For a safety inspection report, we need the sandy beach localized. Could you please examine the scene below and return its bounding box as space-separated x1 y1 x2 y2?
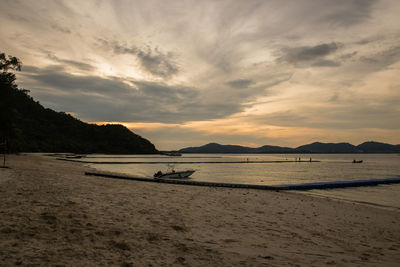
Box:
0 154 399 266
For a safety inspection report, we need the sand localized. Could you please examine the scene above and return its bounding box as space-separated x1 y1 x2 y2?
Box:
0 154 399 266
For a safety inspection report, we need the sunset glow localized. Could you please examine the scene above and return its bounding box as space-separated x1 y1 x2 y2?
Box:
2 0 400 149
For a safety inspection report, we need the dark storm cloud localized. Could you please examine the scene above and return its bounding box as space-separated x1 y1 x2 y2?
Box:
102 40 179 78
226 79 254 88
20 65 243 123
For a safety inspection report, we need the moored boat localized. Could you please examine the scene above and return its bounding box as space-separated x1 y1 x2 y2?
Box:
154 169 195 179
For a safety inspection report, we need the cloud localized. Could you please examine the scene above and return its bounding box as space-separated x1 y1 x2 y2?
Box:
312 59 341 67
50 23 71 34
103 40 179 78
339 44 400 79
246 97 400 130
19 65 247 123
226 79 254 88
22 65 131 96
20 62 292 124
47 55 94 71
318 0 377 27
6 13 30 23
362 45 400 70
3 0 400 149
280 42 339 64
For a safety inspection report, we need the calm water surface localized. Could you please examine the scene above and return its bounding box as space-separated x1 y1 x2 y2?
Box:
86 154 400 210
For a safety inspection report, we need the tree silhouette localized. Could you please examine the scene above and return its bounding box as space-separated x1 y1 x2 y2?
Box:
0 52 21 72
1 53 22 151
0 53 22 90
0 52 157 153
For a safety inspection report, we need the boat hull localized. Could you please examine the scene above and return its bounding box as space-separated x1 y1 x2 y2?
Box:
155 170 195 179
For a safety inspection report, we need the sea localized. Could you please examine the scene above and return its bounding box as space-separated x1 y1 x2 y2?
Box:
82 153 400 210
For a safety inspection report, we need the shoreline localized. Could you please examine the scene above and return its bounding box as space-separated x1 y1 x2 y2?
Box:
293 189 400 212
1 154 399 266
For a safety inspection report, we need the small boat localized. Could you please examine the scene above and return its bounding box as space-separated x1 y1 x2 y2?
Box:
352 160 363 163
154 169 195 179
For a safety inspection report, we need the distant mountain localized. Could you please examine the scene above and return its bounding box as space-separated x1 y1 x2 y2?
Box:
356 141 400 153
179 143 298 153
296 142 359 153
0 66 158 154
179 141 400 154
256 145 297 153
179 143 256 153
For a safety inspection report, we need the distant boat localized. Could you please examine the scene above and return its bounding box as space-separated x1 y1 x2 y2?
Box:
352 160 363 163
154 169 195 179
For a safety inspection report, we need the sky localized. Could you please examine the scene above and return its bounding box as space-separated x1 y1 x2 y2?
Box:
1 0 400 150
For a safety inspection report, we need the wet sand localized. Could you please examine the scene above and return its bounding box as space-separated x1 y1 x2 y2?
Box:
0 154 399 266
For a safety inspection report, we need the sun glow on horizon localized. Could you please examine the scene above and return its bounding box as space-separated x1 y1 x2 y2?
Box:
91 119 400 150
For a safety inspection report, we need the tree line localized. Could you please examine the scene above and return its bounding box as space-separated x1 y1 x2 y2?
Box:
0 52 158 154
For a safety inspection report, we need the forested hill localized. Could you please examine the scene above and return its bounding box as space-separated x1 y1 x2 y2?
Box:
0 58 157 154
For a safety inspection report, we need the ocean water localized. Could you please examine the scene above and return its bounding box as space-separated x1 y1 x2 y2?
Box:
84 153 400 210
